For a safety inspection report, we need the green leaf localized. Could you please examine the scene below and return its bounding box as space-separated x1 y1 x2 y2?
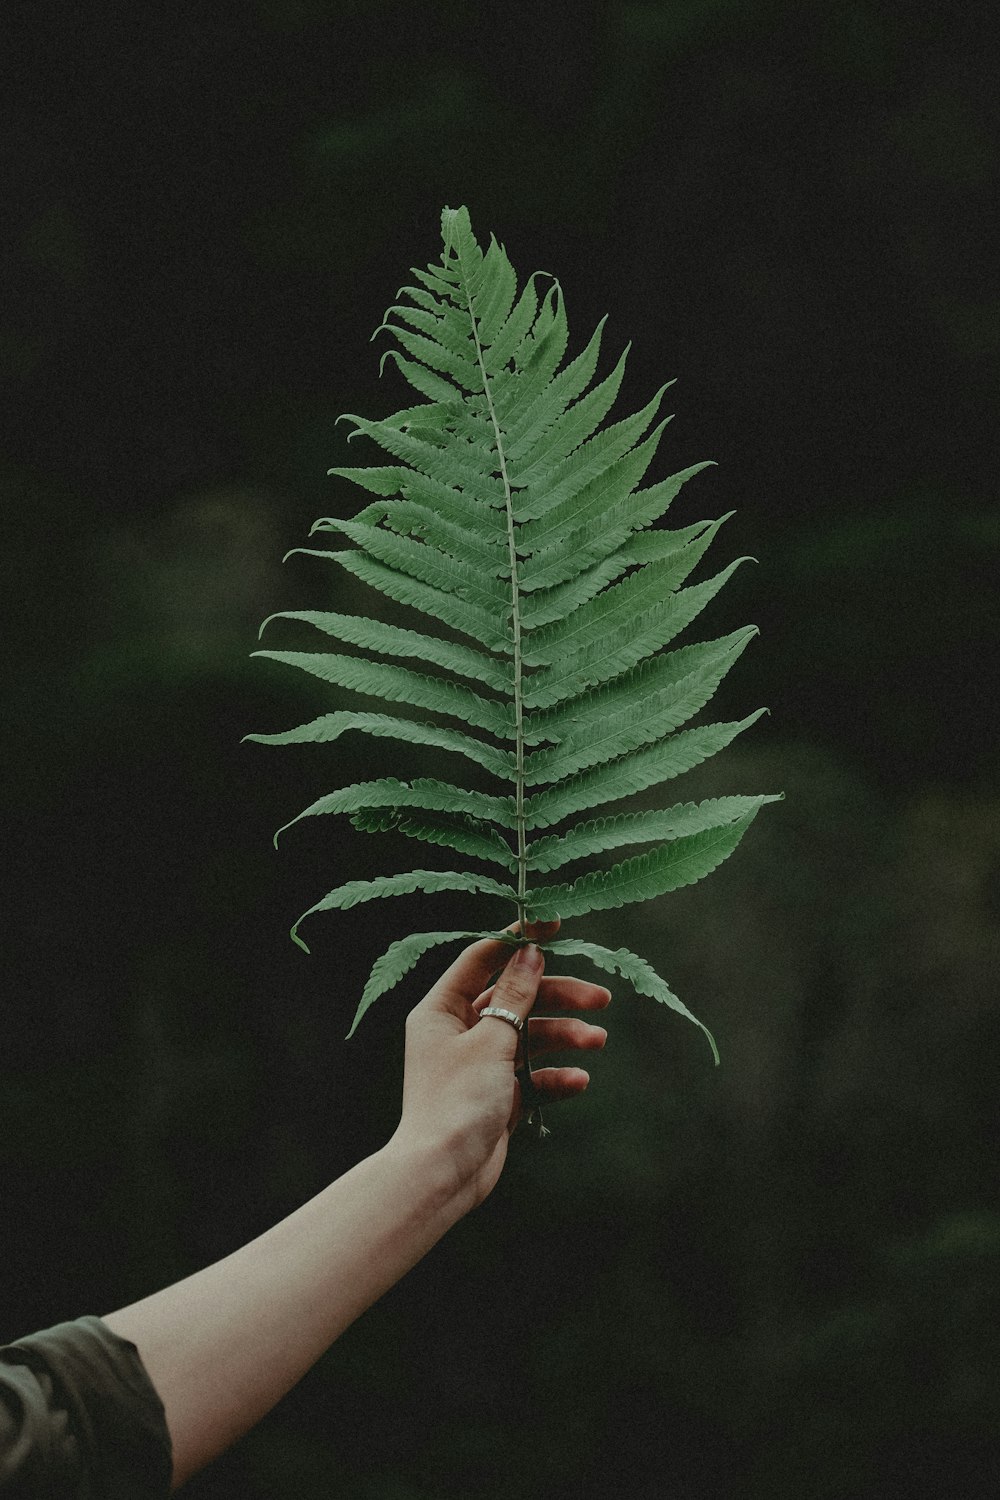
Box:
378 348 463 404
523 514 735 661
366 323 479 391
257 610 512 692
274 776 518 844
526 794 784 873
333 498 507 576
522 628 758 783
523 711 768 828
393 470 508 542
480 273 545 373
500 312 607 441
251 650 513 737
342 416 507 501
325 464 409 496
242 711 515 780
376 303 477 367
472 235 518 344
541 939 718 1064
283 550 511 651
249 205 782 1078
290 870 516 951
526 628 755 746
347 927 519 1038
350 807 516 871
506 343 633 490
521 558 753 702
517 468 717 592
524 808 762 918
301 517 508 613
515 393 671 532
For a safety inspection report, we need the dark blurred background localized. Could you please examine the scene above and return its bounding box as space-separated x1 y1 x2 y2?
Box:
2 2 998 1496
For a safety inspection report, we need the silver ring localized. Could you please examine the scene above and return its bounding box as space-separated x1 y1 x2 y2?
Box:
479 1006 524 1032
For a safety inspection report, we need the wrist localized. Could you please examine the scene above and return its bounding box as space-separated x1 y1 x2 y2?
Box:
377 1133 473 1231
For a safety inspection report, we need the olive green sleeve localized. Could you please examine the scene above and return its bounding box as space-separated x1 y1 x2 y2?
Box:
0 1315 172 1497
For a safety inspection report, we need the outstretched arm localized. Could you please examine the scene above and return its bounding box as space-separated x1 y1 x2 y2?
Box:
102 920 609 1490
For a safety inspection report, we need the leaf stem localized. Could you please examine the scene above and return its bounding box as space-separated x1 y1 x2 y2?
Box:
458 251 546 1137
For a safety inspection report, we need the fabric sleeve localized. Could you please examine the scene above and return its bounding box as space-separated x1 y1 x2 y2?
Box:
0 1314 172 1498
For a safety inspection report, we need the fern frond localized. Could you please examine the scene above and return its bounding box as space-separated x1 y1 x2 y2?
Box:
525 793 785 873
517 469 717 592
472 235 519 343
322 464 408 496
526 628 754 743
290 869 516 952
377 347 462 404
250 204 782 1070
327 464 505 543
257 611 512 692
347 927 520 1038
338 417 508 503
525 807 761 920
481 272 544 373
283 549 510 651
521 558 752 703
523 513 735 662
542 939 719 1064
296 518 508 614
251 650 512 737
366 322 478 391
500 311 606 442
498 282 569 418
523 711 768 829
274 776 518 844
516 405 672 534
506 344 633 491
349 807 516 871
242 711 515 781
321 499 506 576
520 514 733 652
376 303 477 366
523 628 758 780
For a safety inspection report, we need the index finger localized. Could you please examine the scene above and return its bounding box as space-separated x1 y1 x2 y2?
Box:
426 918 561 1022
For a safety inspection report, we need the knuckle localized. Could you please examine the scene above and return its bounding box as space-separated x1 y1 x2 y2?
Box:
499 970 535 1007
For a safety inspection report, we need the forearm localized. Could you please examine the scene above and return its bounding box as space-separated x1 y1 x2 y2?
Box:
102 1141 465 1490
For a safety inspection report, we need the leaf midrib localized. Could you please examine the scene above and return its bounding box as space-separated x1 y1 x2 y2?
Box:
453 236 529 921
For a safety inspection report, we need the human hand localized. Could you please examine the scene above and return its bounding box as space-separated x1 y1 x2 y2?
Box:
386 919 610 1214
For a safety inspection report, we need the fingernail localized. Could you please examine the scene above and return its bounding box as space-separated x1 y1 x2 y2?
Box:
511 942 543 974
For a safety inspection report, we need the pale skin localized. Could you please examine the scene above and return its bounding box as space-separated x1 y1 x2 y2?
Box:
102 918 609 1490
